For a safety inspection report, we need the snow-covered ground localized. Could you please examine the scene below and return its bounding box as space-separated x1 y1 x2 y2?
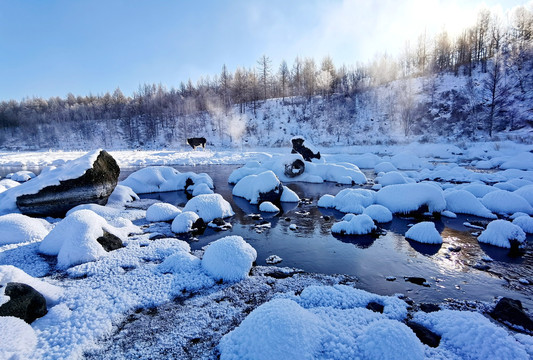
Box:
1 141 533 359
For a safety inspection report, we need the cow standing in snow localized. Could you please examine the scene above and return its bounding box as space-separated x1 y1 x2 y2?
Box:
187 137 206 150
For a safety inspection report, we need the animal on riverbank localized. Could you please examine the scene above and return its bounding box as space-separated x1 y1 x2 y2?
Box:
187 137 207 150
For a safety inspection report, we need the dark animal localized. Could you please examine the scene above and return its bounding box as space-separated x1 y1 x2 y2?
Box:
291 137 320 162
187 137 206 150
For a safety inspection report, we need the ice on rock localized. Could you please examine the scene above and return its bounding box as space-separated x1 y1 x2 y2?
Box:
146 203 182 222
0 213 50 245
120 166 213 194
444 190 497 218
171 211 200 233
201 236 257 282
183 193 234 222
405 222 443 244
478 219 526 248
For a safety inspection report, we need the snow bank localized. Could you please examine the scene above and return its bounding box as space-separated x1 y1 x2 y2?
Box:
146 203 182 222
0 316 37 359
232 171 282 205
331 214 376 235
478 220 526 248
0 213 50 245
405 222 442 244
120 166 213 194
259 201 279 213
201 236 257 282
0 265 63 305
513 215 533 233
481 190 533 215
171 211 200 233
389 151 429 170
500 152 533 170
444 190 496 218
363 204 393 223
0 149 102 214
182 193 234 222
66 203 145 223
376 183 446 214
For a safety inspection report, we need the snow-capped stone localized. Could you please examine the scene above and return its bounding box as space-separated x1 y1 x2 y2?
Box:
461 183 498 198
375 161 398 173
375 171 410 186
192 183 214 196
0 213 50 245
405 222 442 244
363 204 393 223
259 201 279 213
444 190 496 219
7 171 36 182
0 316 38 359
478 220 526 248
280 186 300 202
512 216 533 234
514 185 533 207
233 170 283 205
171 211 201 234
183 193 234 222
322 188 375 214
0 265 63 305
481 190 533 215
146 203 182 222
201 236 257 282
0 179 21 193
106 184 139 206
121 166 213 194
317 194 335 208
265 255 283 264
390 152 429 170
376 183 446 214
331 214 376 235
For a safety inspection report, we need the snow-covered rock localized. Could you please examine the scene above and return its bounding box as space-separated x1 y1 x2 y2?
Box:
319 188 375 214
363 204 393 223
182 194 234 222
0 265 63 305
201 236 257 282
331 214 376 235
375 171 410 186
7 170 36 182
259 201 279 213
405 222 442 244
512 216 533 234
280 186 300 202
0 213 50 245
120 166 213 194
192 183 214 196
317 194 335 208
444 190 496 219
481 190 533 215
0 316 38 359
171 211 200 234
374 161 398 173
478 220 526 248
107 184 139 206
232 170 283 205
0 178 21 193
390 151 429 170
376 183 446 214
461 183 498 198
514 185 533 207
146 203 182 222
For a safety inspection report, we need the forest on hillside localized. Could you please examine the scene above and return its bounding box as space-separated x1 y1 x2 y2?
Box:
0 6 532 149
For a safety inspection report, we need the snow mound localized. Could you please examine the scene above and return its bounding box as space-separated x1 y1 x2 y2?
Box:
481 190 533 215
376 183 446 214
7 170 36 182
363 204 393 223
374 161 398 173
513 215 533 233
350 153 380 168
319 188 375 214
515 185 533 207
500 152 533 170
39 209 131 269
0 213 50 245
444 190 496 218
413 310 530 359
375 171 410 186
478 220 526 248
280 186 300 202
107 184 139 206
405 222 442 244
232 170 282 205
357 319 424 360
390 151 429 170
0 265 63 305
0 316 37 359
171 211 200 233
331 214 376 235
201 236 257 282
259 201 279 213
120 166 213 194
66 203 145 223
192 183 214 196
182 193 234 222
317 194 335 208
0 178 20 193
146 203 182 222
461 183 498 198
219 298 322 360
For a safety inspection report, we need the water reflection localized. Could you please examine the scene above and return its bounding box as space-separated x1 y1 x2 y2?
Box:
332 233 377 249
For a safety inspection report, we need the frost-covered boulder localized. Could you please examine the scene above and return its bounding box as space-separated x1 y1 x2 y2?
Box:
183 193 234 222
363 204 393 223
0 150 119 217
376 183 446 214
259 201 279 213
0 213 50 245
478 220 526 248
39 209 131 269
331 214 376 235
171 211 201 234
0 316 37 359
513 215 533 234
405 222 442 244
444 190 496 219
201 236 257 282
232 171 283 205
219 298 322 360
481 190 533 215
0 265 63 306
120 166 213 194
146 203 182 222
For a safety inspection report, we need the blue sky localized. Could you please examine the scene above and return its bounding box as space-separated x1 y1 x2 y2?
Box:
0 0 530 101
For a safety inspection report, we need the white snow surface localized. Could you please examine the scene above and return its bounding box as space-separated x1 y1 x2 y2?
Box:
259 201 279 213
318 188 375 214
232 170 282 205
0 265 63 305
182 193 234 222
444 190 497 218
405 222 443 244
513 215 533 233
107 184 139 206
146 203 182 222
481 190 533 215
0 213 51 245
280 185 300 202
331 214 376 235
192 182 214 196
171 211 200 233
515 184 533 207
201 236 257 282
363 204 393 223
0 178 20 193
376 183 446 214
7 170 36 182
478 219 527 248
0 316 38 359
120 166 213 194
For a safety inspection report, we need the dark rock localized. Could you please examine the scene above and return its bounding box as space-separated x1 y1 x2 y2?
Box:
284 159 305 178
264 270 303 279
97 230 124 252
406 321 441 348
366 301 384 313
322 215 331 221
192 218 206 235
16 150 119 217
0 282 47 323
209 218 232 231
211 217 226 227
491 297 533 333
405 277 430 287
448 246 462 252
284 217 291 221
258 182 284 204
291 137 321 162
420 303 440 313
473 263 490 271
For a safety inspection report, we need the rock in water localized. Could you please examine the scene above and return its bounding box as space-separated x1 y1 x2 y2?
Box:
16 150 119 217
491 297 533 333
0 282 47 323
